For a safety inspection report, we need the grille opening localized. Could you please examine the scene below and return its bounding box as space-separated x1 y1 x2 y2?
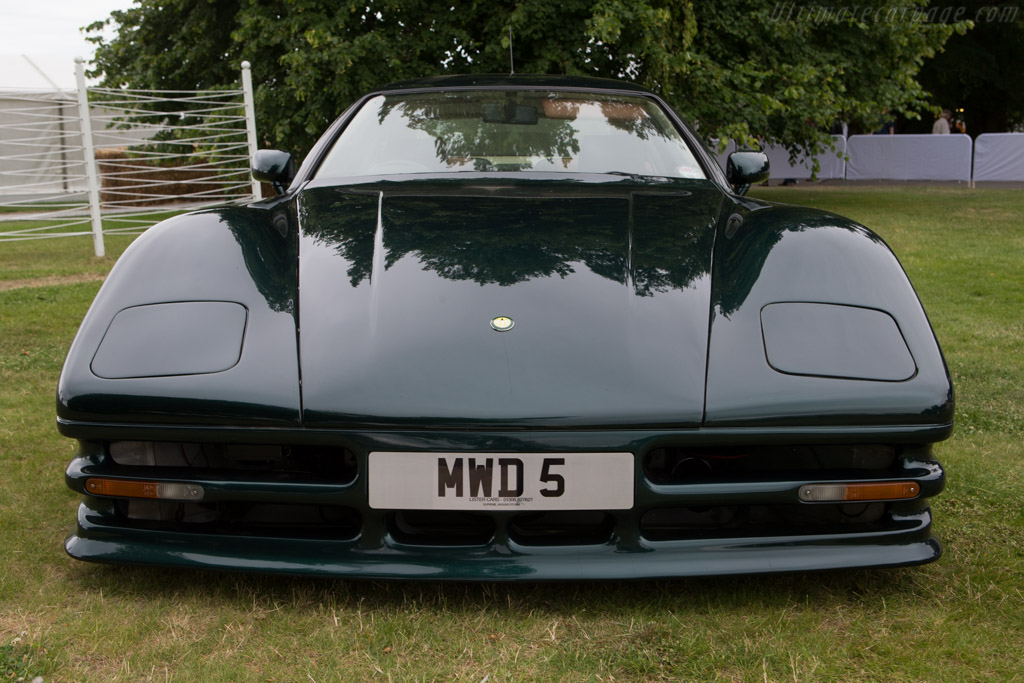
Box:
388 511 495 546
640 502 889 541
108 441 357 484
114 500 361 540
508 511 615 546
643 445 898 485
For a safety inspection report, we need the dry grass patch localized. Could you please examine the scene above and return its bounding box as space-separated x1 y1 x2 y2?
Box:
0 274 106 292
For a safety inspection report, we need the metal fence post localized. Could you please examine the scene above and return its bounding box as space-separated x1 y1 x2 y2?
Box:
241 61 262 201
75 58 105 257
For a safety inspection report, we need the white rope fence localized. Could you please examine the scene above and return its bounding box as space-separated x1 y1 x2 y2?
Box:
0 61 259 256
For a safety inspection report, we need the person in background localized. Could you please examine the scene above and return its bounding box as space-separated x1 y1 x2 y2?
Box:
952 108 967 134
874 107 895 135
932 109 952 134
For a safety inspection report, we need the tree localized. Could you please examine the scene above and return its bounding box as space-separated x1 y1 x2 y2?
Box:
87 0 966 161
901 1 1024 135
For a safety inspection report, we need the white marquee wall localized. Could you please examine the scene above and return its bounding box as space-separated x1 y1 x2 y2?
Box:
762 135 847 181
846 134 973 182
972 133 1024 182
717 132 1024 184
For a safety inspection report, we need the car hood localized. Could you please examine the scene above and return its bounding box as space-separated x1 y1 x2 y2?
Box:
296 178 725 428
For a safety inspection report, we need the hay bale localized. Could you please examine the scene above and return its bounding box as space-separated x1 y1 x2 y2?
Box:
96 148 244 206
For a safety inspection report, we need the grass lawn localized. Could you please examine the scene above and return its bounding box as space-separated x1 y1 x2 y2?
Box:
0 210 180 284
1 185 1021 681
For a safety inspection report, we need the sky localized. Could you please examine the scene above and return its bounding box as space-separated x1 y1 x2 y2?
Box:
0 0 136 89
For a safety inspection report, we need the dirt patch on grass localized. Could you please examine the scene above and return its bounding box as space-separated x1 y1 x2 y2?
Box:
0 273 106 292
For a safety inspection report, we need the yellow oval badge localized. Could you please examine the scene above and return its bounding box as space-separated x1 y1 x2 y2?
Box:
490 316 515 332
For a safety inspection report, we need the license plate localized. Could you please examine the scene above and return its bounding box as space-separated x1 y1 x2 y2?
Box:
368 452 634 511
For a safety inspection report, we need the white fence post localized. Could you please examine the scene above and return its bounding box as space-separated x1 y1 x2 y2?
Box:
75 58 105 257
241 61 262 200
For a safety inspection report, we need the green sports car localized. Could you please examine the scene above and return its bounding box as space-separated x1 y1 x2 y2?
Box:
59 75 952 579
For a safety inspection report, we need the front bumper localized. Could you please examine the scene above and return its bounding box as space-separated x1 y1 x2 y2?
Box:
62 422 947 580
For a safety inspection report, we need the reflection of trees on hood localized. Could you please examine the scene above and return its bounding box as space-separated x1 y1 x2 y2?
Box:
712 207 884 317
300 191 378 288
219 206 297 314
630 190 720 296
299 182 722 297
381 197 616 287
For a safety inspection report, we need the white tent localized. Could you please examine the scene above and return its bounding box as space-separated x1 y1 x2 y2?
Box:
0 88 88 198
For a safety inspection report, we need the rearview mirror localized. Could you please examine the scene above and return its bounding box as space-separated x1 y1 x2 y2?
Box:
251 149 295 193
482 102 539 125
726 151 770 195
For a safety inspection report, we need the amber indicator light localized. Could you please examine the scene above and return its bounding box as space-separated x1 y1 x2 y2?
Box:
799 481 920 503
85 478 204 501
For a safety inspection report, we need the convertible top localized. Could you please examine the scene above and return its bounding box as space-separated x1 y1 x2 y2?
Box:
375 73 656 94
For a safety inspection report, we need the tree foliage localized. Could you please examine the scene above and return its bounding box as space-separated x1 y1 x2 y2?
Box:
909 1 1024 135
88 0 965 161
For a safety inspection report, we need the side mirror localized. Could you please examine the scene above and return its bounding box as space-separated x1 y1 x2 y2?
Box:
251 149 295 194
726 151 770 195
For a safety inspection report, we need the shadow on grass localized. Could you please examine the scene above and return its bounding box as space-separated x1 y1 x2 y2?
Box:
69 559 939 617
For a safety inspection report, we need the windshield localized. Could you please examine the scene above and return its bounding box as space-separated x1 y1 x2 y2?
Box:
315 89 706 180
